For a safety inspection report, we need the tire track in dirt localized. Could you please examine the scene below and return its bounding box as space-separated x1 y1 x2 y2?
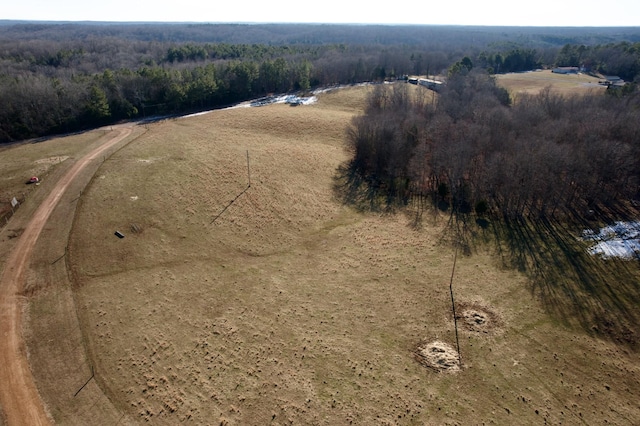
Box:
0 127 132 426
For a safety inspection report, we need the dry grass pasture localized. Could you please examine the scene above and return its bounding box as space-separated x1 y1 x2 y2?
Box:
495 69 607 98
0 132 108 229
1 84 638 425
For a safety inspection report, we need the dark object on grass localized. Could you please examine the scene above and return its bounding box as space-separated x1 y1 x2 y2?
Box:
114 231 125 238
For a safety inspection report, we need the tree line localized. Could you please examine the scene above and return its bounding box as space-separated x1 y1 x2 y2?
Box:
0 30 461 142
347 72 639 221
4 22 636 47
1 22 639 143
0 45 423 142
554 42 640 81
473 41 640 79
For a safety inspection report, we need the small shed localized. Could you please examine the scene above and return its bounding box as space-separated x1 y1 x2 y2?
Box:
418 78 444 92
604 76 622 83
552 67 579 74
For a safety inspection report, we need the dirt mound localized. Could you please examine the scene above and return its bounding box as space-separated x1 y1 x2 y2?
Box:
456 302 501 334
414 340 460 372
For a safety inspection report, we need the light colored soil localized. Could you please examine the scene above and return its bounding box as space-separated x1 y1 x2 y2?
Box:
34 156 69 165
415 341 461 372
456 301 502 335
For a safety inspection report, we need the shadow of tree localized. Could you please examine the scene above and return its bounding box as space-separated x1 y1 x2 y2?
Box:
488 216 639 349
332 162 404 213
333 161 640 350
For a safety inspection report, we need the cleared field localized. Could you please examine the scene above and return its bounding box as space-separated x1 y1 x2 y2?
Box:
4 85 639 424
495 69 607 97
0 127 145 425
0 132 109 228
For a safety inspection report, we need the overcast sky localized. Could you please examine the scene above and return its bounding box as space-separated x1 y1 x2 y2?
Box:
4 0 640 27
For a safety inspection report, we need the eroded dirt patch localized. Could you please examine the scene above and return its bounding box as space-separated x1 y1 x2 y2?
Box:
593 313 638 347
6 228 24 240
456 302 502 334
414 340 460 372
31 155 71 178
35 156 69 165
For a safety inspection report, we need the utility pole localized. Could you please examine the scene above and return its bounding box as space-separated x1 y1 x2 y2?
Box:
449 240 462 367
246 150 251 187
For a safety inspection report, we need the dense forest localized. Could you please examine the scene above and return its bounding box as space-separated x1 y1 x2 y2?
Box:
1 22 639 142
347 71 640 221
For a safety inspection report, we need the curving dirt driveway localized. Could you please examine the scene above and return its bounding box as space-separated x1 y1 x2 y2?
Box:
0 127 133 425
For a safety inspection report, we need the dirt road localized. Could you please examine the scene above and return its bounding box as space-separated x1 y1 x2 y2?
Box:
0 127 133 425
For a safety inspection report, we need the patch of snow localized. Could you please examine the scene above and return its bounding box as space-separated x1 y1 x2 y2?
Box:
291 95 318 105
312 82 373 95
227 102 252 109
182 110 213 118
177 83 379 116
249 94 317 107
581 221 640 259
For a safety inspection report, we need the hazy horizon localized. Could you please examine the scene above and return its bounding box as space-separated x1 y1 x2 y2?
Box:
2 20 640 28
4 0 640 27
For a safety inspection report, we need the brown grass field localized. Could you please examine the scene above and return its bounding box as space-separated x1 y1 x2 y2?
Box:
495 69 607 98
1 82 639 425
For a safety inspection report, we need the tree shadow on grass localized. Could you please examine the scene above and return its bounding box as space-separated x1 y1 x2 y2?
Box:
333 162 640 349
489 216 640 350
332 162 406 214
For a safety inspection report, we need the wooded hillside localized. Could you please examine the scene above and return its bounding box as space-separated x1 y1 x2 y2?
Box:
347 71 640 221
1 22 639 142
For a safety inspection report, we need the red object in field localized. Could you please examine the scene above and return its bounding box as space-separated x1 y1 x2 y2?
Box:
29 176 39 183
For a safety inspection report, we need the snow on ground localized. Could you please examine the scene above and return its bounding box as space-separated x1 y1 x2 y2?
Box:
581 221 640 259
248 94 317 107
181 110 213 118
182 82 379 115
179 94 317 116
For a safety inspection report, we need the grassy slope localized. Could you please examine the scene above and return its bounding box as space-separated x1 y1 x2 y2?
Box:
0 82 632 424
63 86 640 425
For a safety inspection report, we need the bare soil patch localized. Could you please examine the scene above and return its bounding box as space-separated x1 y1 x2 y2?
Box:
34 156 69 165
414 340 461 372
456 301 502 334
5 228 24 240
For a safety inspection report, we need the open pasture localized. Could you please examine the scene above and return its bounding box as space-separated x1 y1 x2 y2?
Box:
0 131 111 231
4 85 639 424
495 69 607 97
